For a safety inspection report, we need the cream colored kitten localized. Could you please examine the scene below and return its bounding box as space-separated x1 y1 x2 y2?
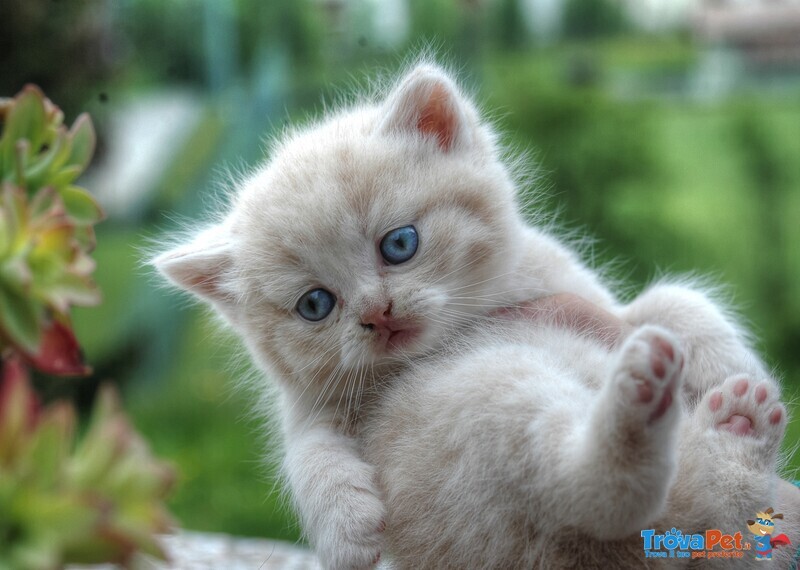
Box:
155 64 794 568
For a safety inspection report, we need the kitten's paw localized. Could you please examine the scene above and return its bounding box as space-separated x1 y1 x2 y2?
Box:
314 483 386 570
613 325 685 428
696 375 786 463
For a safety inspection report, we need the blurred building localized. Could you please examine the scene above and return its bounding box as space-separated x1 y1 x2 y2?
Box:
620 0 699 31
693 0 800 66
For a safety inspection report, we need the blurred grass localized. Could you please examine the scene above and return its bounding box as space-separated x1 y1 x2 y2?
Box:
126 309 299 540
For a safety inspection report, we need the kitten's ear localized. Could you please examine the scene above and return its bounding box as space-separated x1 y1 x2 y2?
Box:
153 226 236 307
747 520 755 526
773 513 784 520
378 65 473 152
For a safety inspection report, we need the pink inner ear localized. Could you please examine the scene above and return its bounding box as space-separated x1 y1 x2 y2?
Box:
184 271 224 299
417 84 456 151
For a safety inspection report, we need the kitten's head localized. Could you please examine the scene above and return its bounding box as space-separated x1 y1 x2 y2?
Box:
155 65 526 385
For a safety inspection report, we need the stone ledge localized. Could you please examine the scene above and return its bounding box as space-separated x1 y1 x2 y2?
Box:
68 531 321 570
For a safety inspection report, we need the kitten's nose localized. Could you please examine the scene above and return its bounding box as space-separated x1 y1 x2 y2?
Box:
360 302 393 331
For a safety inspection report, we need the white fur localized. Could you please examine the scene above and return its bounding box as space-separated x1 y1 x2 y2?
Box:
154 63 794 569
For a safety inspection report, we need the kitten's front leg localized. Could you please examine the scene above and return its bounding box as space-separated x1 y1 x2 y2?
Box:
282 402 385 570
544 325 686 539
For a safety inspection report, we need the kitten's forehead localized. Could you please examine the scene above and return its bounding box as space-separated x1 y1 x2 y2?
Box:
237 117 439 244
228 108 510 301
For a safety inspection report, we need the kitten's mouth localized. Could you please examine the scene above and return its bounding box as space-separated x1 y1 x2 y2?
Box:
386 327 421 349
372 321 422 352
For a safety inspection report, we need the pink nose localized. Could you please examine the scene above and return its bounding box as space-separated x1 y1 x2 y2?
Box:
361 302 393 330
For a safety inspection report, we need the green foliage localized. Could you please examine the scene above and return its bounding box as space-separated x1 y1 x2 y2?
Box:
485 61 656 240
731 107 797 366
491 0 528 51
562 0 628 39
0 86 103 374
121 0 324 87
0 359 175 570
0 85 176 569
407 0 462 46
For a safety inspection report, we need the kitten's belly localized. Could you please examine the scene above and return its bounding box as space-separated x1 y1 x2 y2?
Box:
362 324 616 568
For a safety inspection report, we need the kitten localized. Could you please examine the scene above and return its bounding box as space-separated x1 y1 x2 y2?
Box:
154 64 793 568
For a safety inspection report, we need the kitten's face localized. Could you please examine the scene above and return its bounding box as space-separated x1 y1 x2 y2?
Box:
157 65 525 384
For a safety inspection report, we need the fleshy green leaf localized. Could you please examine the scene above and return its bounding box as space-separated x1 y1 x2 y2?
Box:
23 133 69 193
0 357 38 466
65 114 95 172
60 186 104 226
2 185 27 251
13 140 29 186
1 87 46 181
48 166 82 188
40 272 101 313
28 187 58 219
20 403 74 488
0 286 42 352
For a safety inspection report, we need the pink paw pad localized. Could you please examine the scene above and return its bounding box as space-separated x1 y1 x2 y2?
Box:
703 377 785 441
649 388 673 423
616 326 685 431
708 392 723 412
719 414 754 436
733 378 749 396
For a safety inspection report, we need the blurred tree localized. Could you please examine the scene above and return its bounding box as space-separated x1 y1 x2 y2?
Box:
406 0 462 51
493 81 655 239
484 57 661 289
732 108 797 368
492 0 529 51
562 0 628 40
120 0 323 89
120 0 207 85
238 0 323 70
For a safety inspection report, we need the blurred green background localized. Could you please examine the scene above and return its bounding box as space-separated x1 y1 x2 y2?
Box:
4 0 799 542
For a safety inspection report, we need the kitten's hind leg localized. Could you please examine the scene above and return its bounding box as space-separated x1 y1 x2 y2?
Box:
667 375 787 535
563 325 685 539
696 375 786 470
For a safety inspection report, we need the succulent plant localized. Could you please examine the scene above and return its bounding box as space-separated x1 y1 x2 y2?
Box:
0 86 176 568
0 357 176 569
0 84 103 375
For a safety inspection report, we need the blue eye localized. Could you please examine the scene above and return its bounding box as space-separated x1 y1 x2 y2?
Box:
380 225 418 265
296 288 336 322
